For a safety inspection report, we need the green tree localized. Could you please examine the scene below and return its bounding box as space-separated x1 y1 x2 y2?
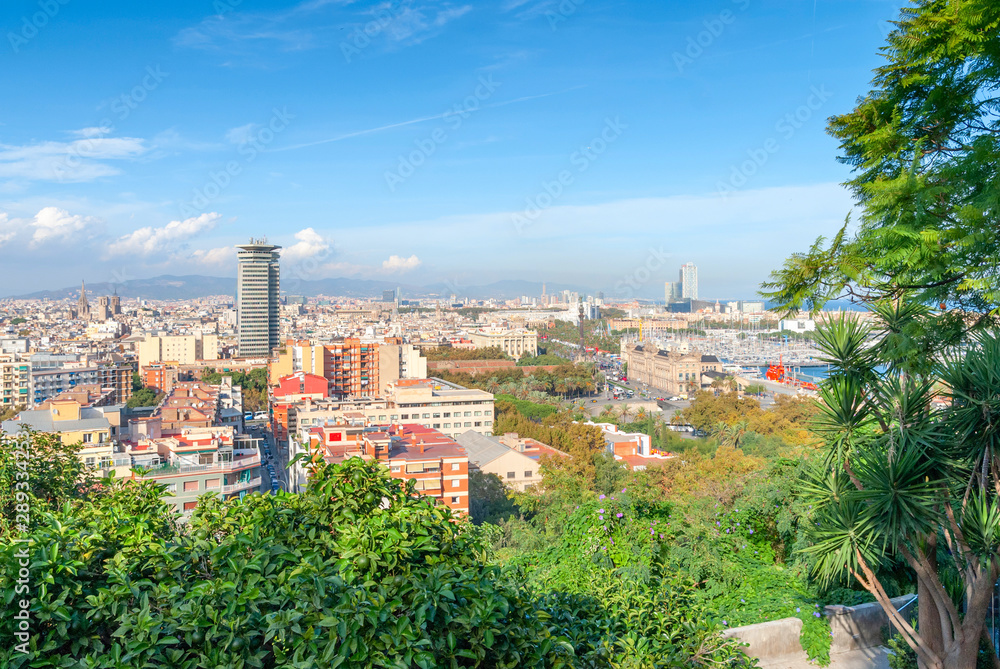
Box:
763 0 1000 330
131 370 142 391
0 435 750 668
468 470 520 525
800 313 1000 669
127 387 161 408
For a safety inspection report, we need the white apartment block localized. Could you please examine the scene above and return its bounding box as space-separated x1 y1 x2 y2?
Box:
292 379 495 442
138 333 219 368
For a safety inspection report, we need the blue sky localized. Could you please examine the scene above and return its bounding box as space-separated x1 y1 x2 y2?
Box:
0 0 903 298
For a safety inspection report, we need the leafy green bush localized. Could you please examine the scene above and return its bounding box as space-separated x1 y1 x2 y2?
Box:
1 434 753 668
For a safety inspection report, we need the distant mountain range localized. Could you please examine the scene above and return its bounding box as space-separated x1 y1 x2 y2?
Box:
3 275 597 302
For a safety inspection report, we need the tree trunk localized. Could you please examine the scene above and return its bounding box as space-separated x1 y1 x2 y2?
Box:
917 537 946 669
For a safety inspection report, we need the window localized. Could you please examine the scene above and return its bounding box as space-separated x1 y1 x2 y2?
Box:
451 496 459 504
485 421 492 427
164 483 177 493
422 413 430 419
451 479 460 488
85 456 96 467
378 415 387 421
205 478 221 489
405 463 425 474
390 415 398 421
433 423 440 429
464 411 471 417
524 470 533 478
485 410 492 416
474 421 482 427
451 463 460 471
401 414 409 419
464 422 471 427
474 411 482 416
432 413 440 419
443 423 451 428
443 412 451 418
82 433 93 443
184 481 199 492
183 501 197 511
506 471 516 479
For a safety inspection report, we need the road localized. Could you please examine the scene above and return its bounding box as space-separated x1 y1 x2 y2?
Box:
247 422 287 494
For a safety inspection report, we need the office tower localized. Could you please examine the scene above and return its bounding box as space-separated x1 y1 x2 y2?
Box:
382 289 395 303
236 240 281 358
680 263 698 300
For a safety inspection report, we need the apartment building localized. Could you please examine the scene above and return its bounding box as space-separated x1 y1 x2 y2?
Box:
31 359 134 406
299 421 469 513
2 398 121 469
142 363 180 394
269 338 380 398
623 343 722 396
467 328 538 359
458 430 566 492
584 421 675 471
378 341 428 387
138 332 219 368
289 379 494 443
0 355 32 408
122 422 262 513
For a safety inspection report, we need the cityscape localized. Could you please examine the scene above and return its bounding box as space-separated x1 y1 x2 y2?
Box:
2 2 999 669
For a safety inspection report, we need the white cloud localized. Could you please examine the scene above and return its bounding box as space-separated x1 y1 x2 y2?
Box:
29 207 100 248
0 133 147 183
105 212 221 257
282 227 333 263
190 246 235 266
0 212 14 246
175 1 471 55
225 123 258 145
382 254 422 273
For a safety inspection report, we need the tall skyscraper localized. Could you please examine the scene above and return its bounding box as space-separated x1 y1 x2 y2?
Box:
236 240 281 358
680 263 698 300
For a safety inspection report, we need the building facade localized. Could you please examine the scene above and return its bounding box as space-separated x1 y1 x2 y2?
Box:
0 355 32 408
298 422 469 513
270 339 381 398
138 333 219 368
467 328 538 359
143 363 180 395
288 379 495 443
623 343 722 396
680 263 698 300
236 240 281 358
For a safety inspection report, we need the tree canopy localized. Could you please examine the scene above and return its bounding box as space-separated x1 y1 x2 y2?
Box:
763 0 1000 328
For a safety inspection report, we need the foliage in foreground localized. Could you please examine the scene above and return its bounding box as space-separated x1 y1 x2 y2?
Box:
0 439 751 669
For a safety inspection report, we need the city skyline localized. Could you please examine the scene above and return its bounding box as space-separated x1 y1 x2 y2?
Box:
0 0 897 297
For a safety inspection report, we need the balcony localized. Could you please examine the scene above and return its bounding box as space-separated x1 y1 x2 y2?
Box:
222 477 262 494
137 453 261 476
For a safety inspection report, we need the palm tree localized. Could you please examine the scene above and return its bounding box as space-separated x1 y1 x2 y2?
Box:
486 377 501 394
635 407 648 423
801 311 1000 669
618 404 634 424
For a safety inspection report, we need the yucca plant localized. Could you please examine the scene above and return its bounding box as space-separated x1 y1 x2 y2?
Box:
801 309 1000 669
